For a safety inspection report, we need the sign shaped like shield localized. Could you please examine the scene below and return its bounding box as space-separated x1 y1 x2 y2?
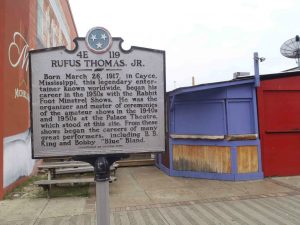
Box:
30 27 165 158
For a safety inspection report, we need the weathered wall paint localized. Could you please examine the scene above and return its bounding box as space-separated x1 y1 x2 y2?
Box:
237 146 258 173
1 0 77 199
3 131 34 187
173 145 231 173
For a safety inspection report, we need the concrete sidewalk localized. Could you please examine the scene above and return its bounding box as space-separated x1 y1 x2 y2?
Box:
1 166 300 225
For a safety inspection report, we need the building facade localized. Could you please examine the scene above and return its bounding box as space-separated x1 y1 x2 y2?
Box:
0 0 77 199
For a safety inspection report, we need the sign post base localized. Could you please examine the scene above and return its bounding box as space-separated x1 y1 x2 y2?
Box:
96 179 110 225
75 155 123 225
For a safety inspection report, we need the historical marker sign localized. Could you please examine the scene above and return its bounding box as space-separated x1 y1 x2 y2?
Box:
30 27 165 158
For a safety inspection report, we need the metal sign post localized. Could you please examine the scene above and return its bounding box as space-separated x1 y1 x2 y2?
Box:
96 178 110 225
94 157 110 225
77 155 122 225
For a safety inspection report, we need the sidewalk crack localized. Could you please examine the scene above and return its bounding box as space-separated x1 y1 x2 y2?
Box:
32 199 50 225
267 178 300 193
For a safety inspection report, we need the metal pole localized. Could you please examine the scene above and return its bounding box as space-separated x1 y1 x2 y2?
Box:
96 180 110 225
254 52 260 87
76 156 123 225
94 157 110 225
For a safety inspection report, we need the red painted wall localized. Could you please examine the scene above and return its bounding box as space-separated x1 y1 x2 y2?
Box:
3 0 31 137
0 0 6 200
3 0 77 138
257 74 300 176
1 0 77 199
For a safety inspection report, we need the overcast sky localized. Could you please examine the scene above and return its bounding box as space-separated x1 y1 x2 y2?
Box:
69 0 299 91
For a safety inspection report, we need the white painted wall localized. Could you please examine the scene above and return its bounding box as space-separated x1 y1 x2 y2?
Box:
3 130 35 187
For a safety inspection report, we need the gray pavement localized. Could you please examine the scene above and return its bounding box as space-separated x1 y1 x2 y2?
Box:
1 166 300 225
